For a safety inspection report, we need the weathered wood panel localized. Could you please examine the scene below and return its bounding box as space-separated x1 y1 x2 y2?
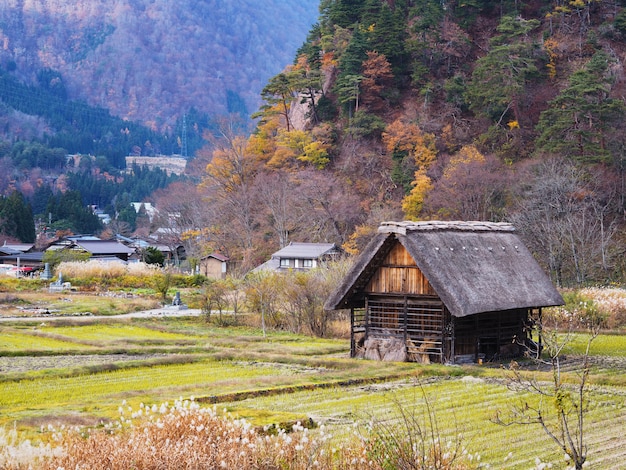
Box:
365 243 436 295
385 242 417 266
364 296 447 363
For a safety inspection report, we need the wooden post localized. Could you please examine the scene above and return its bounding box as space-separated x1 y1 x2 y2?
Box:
350 307 355 357
403 295 408 349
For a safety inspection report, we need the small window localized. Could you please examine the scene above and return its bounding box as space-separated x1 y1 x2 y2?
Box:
302 259 313 268
280 258 290 267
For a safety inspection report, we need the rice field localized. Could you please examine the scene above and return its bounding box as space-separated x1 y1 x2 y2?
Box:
0 360 323 423
0 330 97 352
219 376 626 468
0 315 625 469
564 331 626 356
36 323 201 343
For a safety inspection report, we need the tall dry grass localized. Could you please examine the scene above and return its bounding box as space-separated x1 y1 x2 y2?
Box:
550 287 626 330
0 427 60 469
3 399 478 470
37 399 366 470
56 260 160 280
580 287 626 328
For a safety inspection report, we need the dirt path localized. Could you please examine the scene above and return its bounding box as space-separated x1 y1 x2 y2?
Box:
0 307 203 322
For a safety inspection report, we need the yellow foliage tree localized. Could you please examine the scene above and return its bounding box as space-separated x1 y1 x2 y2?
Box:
204 135 258 193
343 223 378 255
442 144 485 180
247 114 280 165
383 119 437 218
265 129 330 170
401 168 433 220
382 120 437 169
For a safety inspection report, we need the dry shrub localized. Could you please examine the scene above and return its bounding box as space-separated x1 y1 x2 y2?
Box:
36 399 369 470
545 287 626 330
3 396 482 470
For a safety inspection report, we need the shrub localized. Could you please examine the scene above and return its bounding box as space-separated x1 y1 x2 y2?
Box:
546 290 606 330
0 278 45 292
0 426 60 469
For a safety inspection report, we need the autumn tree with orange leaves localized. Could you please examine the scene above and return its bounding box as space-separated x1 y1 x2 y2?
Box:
360 51 394 113
382 119 437 219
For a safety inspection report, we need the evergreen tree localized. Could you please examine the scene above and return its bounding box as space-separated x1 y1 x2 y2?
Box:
0 191 35 242
320 0 366 28
46 190 102 234
364 1 409 78
536 51 625 163
467 15 541 125
334 27 369 116
30 184 54 217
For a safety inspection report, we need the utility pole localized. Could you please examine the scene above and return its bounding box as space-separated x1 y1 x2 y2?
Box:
181 114 188 159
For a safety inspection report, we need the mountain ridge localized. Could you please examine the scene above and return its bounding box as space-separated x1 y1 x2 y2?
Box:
0 0 320 131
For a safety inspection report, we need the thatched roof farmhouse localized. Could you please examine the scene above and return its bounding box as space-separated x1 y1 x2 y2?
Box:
325 221 564 364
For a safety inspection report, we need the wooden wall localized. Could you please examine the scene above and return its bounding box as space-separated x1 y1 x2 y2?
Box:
365 243 436 295
453 309 527 359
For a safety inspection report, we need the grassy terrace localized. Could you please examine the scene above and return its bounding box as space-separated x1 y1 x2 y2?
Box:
1 316 625 468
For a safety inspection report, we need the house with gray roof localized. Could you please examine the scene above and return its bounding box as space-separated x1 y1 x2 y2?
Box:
47 237 135 262
254 242 343 272
325 221 564 364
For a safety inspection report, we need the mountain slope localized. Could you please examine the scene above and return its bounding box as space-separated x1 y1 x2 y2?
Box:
195 0 626 283
0 0 320 130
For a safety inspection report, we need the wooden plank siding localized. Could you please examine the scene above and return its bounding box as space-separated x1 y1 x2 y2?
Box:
365 244 436 295
358 243 450 363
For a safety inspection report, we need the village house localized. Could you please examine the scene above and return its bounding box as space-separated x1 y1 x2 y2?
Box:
254 242 343 272
199 253 230 279
47 236 136 262
324 221 564 364
0 242 43 274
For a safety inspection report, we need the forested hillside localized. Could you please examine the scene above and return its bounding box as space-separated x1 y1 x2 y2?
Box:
0 0 319 131
191 0 626 286
0 0 318 241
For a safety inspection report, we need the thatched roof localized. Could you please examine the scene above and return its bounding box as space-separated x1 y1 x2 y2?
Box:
325 221 564 317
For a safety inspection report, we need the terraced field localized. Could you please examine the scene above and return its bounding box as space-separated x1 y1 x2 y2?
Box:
1 316 625 469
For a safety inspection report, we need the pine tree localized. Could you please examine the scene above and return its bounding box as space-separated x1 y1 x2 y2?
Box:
320 0 366 28
536 51 626 163
0 191 35 243
467 15 541 125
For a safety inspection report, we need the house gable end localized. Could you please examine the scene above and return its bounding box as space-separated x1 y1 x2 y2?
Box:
365 242 436 296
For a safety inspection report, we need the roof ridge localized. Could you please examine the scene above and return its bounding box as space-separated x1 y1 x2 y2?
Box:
378 220 515 235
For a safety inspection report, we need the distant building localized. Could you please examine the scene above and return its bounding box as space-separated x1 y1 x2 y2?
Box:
0 243 43 273
116 235 185 265
47 237 135 262
199 253 230 279
254 242 343 272
125 155 187 176
131 202 157 222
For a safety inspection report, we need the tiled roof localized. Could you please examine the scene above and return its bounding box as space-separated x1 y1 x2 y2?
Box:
74 240 135 255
